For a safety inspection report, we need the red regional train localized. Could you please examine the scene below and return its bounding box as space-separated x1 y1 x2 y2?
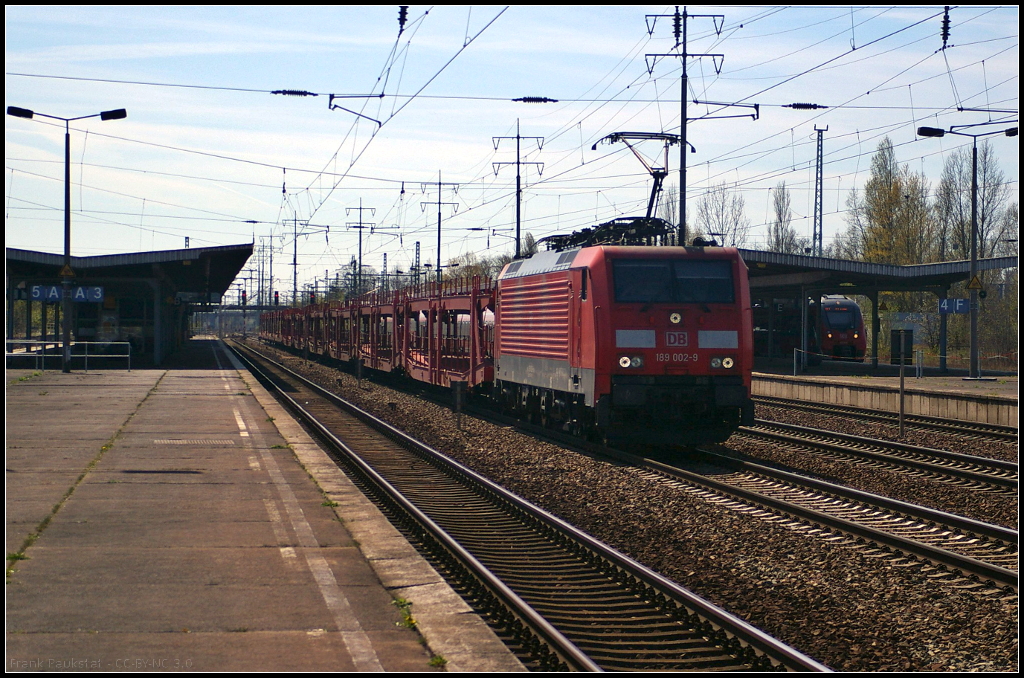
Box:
753 295 866 363
817 297 866 361
260 229 754 445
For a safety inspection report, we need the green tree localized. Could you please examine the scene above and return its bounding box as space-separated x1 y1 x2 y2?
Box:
855 137 933 265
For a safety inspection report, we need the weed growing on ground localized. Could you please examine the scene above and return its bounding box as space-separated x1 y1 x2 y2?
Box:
392 598 417 630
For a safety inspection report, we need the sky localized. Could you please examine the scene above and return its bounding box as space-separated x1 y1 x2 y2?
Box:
5 5 1019 300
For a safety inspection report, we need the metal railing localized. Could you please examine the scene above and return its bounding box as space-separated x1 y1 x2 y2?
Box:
5 340 132 372
791 347 1012 378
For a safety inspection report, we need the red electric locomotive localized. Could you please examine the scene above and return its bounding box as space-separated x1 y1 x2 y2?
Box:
494 242 754 444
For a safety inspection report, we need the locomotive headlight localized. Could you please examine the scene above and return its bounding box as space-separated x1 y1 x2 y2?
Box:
722 357 734 369
669 312 682 324
827 332 833 339
854 333 859 338
710 357 722 368
619 355 644 368
619 356 632 368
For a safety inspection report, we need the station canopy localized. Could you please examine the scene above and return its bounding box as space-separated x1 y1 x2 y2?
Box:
7 243 252 365
7 243 252 303
738 249 1017 297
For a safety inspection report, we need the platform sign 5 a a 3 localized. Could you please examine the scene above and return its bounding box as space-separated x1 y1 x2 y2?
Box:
30 285 104 302
938 298 969 314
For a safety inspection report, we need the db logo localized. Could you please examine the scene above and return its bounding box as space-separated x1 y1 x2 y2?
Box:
665 331 689 347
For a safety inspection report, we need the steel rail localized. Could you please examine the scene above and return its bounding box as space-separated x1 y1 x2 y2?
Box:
699 448 1018 545
754 395 1018 443
743 421 1017 490
754 419 1017 474
437 392 1019 591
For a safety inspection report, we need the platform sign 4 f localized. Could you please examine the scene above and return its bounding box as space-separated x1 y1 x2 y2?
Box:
31 285 104 302
938 298 969 314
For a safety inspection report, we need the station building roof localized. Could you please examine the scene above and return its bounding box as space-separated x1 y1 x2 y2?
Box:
7 243 253 365
738 249 1017 297
6 243 253 300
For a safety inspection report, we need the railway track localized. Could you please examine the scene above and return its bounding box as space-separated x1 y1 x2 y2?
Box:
739 420 1018 494
688 449 1018 584
239 340 1016 595
230 341 827 672
754 395 1018 444
439 390 1019 592
551 441 1019 594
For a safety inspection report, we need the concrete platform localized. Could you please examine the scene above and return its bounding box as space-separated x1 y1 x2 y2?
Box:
6 338 523 672
753 366 1017 427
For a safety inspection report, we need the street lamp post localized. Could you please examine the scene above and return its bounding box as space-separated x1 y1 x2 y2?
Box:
7 106 127 373
916 123 1017 379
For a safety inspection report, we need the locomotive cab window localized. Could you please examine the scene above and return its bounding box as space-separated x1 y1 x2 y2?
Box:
613 259 734 304
824 309 856 330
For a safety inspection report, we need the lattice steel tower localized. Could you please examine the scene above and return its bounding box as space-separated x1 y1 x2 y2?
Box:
812 126 827 257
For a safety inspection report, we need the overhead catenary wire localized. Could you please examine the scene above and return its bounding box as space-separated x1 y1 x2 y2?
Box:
6 7 1015 281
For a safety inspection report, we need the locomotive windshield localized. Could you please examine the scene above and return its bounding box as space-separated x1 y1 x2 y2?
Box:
824 309 857 330
613 259 735 304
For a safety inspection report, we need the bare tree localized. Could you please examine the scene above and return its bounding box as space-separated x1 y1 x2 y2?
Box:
342 255 377 298
658 184 678 226
694 181 750 247
521 232 539 257
447 251 487 279
935 140 1011 261
486 252 514 277
996 202 1018 257
829 188 867 259
764 181 807 254
448 250 515 281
